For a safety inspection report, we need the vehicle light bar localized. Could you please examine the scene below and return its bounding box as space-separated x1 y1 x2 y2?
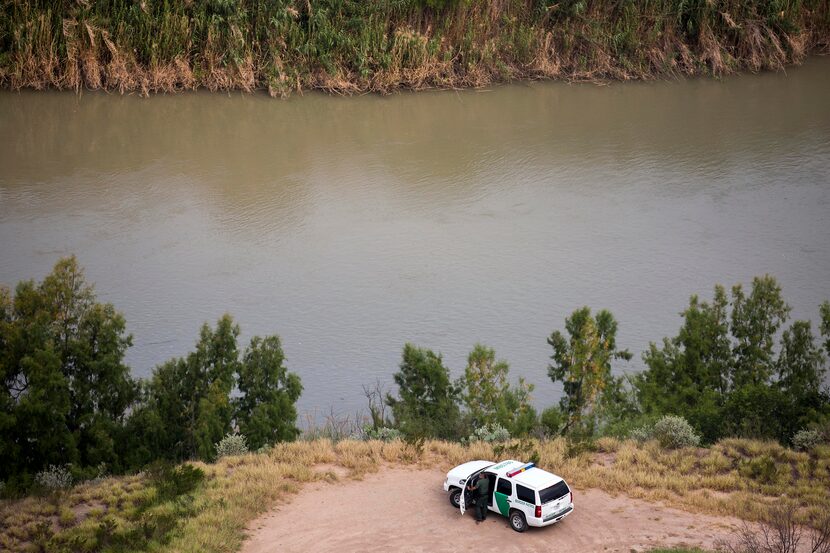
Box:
506 463 535 478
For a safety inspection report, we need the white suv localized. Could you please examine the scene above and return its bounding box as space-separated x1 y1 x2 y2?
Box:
442 459 574 532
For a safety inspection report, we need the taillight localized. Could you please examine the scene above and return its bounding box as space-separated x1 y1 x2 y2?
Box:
535 505 542 518
569 491 573 504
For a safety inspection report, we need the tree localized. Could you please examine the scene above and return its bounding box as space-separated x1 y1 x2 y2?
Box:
386 343 462 439
821 301 830 356
142 315 240 461
235 335 303 450
729 276 790 389
777 320 825 397
636 288 732 443
547 307 631 434
135 317 303 462
459 344 535 436
637 276 829 444
0 257 137 480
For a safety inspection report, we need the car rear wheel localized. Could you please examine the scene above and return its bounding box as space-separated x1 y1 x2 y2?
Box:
509 510 528 532
449 488 462 508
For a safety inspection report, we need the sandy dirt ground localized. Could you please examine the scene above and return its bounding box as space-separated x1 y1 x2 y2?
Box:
240 467 747 553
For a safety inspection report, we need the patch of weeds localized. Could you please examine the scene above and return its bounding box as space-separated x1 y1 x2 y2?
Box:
738 455 780 485
494 438 541 464
30 520 54 553
402 436 426 462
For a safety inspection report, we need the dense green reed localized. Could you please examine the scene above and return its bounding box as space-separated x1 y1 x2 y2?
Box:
0 0 828 94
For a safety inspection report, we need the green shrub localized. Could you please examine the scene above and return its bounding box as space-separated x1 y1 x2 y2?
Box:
34 464 73 492
362 426 403 441
540 406 565 436
147 462 205 500
468 422 511 443
651 416 700 449
215 433 249 459
629 425 653 442
792 429 822 451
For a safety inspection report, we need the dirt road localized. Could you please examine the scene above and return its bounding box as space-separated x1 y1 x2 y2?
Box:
241 467 742 553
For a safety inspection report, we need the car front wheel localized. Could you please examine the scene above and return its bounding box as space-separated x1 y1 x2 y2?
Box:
509 510 528 532
449 488 461 508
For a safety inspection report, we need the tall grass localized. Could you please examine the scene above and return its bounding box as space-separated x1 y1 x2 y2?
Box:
1 0 827 96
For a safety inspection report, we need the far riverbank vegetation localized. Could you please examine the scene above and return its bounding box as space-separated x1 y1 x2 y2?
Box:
1 257 829 552
1 0 829 96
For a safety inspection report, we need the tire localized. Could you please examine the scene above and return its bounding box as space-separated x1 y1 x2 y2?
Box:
509 510 528 533
449 488 462 508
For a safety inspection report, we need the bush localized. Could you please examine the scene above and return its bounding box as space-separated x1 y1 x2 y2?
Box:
792 429 822 451
147 462 205 500
215 433 249 459
468 423 511 443
540 406 565 436
650 415 700 449
362 426 403 441
629 425 653 442
35 464 73 491
628 415 700 448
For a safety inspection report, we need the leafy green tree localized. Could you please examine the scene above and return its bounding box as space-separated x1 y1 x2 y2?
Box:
777 321 825 397
637 288 732 443
142 315 241 461
235 335 303 450
121 382 167 469
0 257 137 480
729 276 791 389
135 317 303 462
547 307 631 434
151 314 239 460
592 374 646 438
637 277 829 444
386 343 462 439
459 344 536 435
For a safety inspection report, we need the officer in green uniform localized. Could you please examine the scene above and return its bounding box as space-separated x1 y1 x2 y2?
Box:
468 473 490 523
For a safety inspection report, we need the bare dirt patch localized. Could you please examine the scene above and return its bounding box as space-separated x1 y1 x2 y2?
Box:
241 467 746 553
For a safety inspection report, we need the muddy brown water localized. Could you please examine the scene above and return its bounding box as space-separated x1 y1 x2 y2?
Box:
2 58 829 417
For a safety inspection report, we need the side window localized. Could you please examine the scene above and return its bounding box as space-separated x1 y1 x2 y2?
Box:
516 484 535 504
496 478 512 496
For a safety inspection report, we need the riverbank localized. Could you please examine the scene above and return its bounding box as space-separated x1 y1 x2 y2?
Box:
1 437 828 552
2 0 828 96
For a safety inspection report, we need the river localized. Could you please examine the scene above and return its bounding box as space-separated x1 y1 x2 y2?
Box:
2 58 829 419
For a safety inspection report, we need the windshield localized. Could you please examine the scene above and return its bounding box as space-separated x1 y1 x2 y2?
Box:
539 480 570 504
